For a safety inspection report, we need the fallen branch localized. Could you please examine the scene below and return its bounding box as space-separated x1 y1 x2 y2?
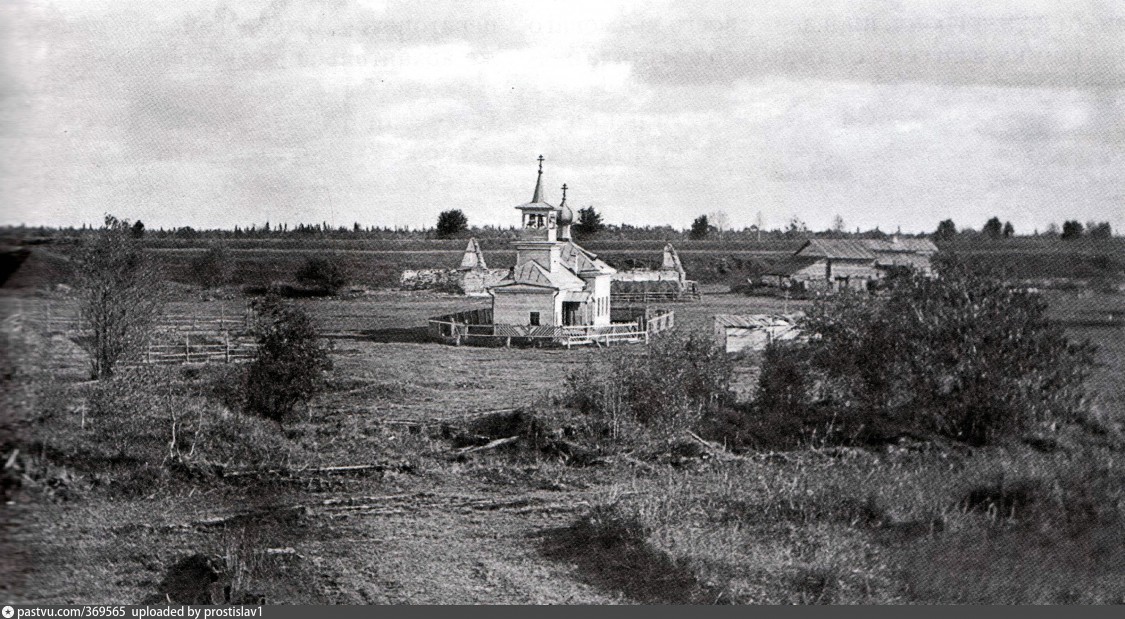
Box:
456 436 519 455
220 463 404 478
686 430 744 461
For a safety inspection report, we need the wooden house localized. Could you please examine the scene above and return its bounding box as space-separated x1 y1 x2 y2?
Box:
488 157 617 327
762 238 938 293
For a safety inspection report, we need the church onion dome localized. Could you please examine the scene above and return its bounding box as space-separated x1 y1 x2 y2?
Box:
558 183 574 224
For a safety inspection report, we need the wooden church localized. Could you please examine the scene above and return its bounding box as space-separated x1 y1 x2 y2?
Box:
488 156 617 327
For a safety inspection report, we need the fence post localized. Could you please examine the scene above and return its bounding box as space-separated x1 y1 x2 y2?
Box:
185 333 190 363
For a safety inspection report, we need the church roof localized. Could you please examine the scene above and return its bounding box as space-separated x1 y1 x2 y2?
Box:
559 241 616 275
493 260 587 291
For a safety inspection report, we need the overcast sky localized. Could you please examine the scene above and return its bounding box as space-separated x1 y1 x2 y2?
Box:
2 0 1122 233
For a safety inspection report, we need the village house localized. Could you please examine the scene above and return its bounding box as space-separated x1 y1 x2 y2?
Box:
488 156 617 327
761 237 939 292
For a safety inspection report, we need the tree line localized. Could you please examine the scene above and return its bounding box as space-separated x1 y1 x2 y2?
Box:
934 217 1113 241
5 210 1115 243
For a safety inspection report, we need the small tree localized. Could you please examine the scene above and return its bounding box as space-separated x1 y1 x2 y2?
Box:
244 296 332 422
783 217 809 239
295 255 350 294
1061 220 1084 240
190 243 233 289
74 215 164 379
1002 221 1015 238
689 215 710 240
573 206 605 239
436 209 469 238
131 220 145 238
933 219 957 242
708 210 730 240
982 216 1003 240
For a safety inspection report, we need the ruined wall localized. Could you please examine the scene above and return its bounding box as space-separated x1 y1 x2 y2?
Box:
399 268 508 296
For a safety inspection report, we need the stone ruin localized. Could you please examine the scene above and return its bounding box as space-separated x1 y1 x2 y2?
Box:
399 238 508 296
610 243 700 301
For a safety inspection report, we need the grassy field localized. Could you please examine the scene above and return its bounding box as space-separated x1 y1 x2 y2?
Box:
3 250 1124 604
8 236 1121 291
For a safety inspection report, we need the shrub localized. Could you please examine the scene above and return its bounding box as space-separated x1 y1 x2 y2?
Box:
244 296 332 423
566 331 732 440
190 244 234 289
753 256 1096 445
294 255 349 294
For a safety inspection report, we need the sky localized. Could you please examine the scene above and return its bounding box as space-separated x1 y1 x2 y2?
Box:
1 0 1122 233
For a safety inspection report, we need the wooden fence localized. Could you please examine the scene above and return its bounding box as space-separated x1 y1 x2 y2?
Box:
1 298 257 367
610 281 702 304
427 307 675 348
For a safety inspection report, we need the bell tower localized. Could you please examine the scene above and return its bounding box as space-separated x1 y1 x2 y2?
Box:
514 155 562 270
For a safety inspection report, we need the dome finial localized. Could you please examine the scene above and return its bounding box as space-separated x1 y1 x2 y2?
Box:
560 183 568 207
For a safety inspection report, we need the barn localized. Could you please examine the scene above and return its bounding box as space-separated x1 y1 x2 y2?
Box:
713 314 803 353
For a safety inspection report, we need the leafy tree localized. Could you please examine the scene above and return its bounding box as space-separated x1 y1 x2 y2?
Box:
754 257 1095 445
982 216 1003 240
190 243 233 289
131 220 145 238
295 255 350 294
435 209 469 238
244 296 332 423
831 215 847 236
1088 221 1113 239
1002 221 1015 238
74 215 164 379
933 219 957 241
572 206 606 239
689 215 710 240
1061 220 1084 240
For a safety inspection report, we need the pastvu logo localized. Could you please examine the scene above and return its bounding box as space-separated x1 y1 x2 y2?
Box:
3 605 14 618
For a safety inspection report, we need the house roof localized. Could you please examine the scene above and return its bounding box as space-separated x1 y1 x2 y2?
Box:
866 237 939 254
795 237 939 260
493 259 587 291
763 256 820 276
713 313 804 329
796 239 877 260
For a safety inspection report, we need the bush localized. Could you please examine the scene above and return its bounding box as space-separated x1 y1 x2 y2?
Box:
753 256 1096 445
244 296 332 423
190 244 234 289
294 255 350 294
566 331 732 441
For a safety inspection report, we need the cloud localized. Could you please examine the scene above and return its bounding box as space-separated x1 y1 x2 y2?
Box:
599 0 1125 89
